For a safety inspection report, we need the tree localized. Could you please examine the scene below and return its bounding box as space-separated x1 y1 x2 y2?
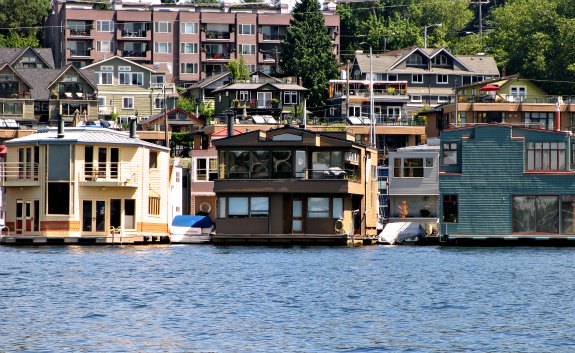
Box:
225 56 250 82
0 0 50 46
280 0 338 109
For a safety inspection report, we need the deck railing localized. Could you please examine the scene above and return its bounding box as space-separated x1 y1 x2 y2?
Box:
0 163 40 185
77 162 139 185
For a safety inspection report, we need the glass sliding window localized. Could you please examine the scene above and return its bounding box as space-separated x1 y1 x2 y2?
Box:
513 196 558 233
561 195 575 234
403 158 424 177
332 198 343 219
228 151 250 178
251 151 270 179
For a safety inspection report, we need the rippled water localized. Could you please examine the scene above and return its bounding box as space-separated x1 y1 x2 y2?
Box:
0 245 574 352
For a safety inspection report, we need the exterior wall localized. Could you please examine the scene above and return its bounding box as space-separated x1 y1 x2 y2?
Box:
440 125 575 236
45 3 339 83
2 135 169 237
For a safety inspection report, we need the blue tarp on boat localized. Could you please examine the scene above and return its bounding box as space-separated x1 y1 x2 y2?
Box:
171 215 213 228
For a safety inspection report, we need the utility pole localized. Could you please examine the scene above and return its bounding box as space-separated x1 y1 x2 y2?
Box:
472 0 490 48
346 59 350 119
369 46 375 148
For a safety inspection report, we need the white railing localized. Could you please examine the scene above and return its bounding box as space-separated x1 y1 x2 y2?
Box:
77 162 139 185
0 163 40 184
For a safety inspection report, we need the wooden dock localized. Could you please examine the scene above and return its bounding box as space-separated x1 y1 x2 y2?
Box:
0 235 170 245
211 233 373 246
440 234 575 246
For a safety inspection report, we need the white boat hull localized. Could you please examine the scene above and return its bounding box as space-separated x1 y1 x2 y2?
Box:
170 233 211 244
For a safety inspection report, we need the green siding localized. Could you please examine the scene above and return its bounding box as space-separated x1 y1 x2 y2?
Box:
440 125 575 235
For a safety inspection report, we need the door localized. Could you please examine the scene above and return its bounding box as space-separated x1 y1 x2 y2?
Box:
82 200 107 235
387 106 401 122
292 198 304 233
257 92 272 108
16 200 39 235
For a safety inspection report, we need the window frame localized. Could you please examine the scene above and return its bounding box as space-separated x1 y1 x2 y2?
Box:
442 194 458 223
437 74 449 85
180 42 198 54
122 97 134 109
442 142 458 166
154 22 172 33
411 74 423 83
180 22 198 34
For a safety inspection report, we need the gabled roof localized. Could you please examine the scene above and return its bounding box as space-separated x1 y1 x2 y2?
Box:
47 65 98 91
82 55 163 73
142 107 204 126
0 47 55 68
16 69 63 100
354 46 499 76
186 72 230 90
0 63 33 90
4 127 169 151
456 74 523 91
212 82 307 93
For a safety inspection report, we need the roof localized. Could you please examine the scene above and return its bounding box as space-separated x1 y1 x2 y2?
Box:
142 107 204 126
186 72 230 90
0 47 55 68
4 127 170 151
83 55 166 74
16 65 98 100
213 82 308 93
355 47 499 76
457 74 521 91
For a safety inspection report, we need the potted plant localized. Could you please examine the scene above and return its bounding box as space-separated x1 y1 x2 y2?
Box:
249 99 256 108
271 98 280 108
386 87 396 95
50 89 58 99
233 99 240 107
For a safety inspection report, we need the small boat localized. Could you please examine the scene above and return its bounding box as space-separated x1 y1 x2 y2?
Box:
170 215 213 244
378 222 423 245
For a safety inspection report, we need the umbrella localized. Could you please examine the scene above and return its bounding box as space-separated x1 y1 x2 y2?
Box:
479 84 500 92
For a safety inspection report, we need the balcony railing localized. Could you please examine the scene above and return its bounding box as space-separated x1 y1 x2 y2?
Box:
453 94 575 104
331 88 408 98
232 99 280 109
0 163 40 186
205 31 231 39
69 28 91 36
224 167 359 181
205 52 231 59
121 29 148 38
77 162 139 186
262 33 284 41
69 50 90 57
122 50 147 58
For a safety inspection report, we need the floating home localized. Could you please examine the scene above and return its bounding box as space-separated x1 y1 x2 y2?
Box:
0 124 170 244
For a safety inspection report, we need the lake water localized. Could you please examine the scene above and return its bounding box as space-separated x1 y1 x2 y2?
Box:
0 244 573 352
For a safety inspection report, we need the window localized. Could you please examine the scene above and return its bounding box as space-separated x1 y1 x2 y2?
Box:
393 158 428 177
437 75 448 84
437 95 450 103
412 74 423 83
180 43 198 54
3 102 23 115
181 22 198 34
432 55 448 66
176 172 181 183
195 157 218 181
154 98 164 109
513 196 558 233
119 72 143 86
239 44 255 55
239 91 249 101
388 74 398 81
238 24 255 35
411 95 422 103
510 86 527 99
61 103 88 115
97 21 113 32
98 97 106 107
154 42 172 54
48 183 70 214
228 196 269 217
526 142 566 171
561 195 575 234
407 54 423 66
96 41 114 53
442 194 458 223
154 22 172 33
442 142 458 166
332 198 343 219
122 97 134 109
308 197 329 218
148 197 160 215
149 151 158 169
283 91 298 105
272 151 291 178
218 197 226 218
524 112 553 130
180 63 198 74
98 72 112 85
124 199 136 229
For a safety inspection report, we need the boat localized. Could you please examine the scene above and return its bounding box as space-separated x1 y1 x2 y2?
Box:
169 215 213 244
378 222 423 245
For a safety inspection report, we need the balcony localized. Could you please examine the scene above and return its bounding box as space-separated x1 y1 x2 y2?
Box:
119 49 151 61
453 94 575 104
232 99 280 109
69 49 91 58
58 92 95 100
67 27 92 37
0 163 40 187
117 28 150 41
202 31 232 41
77 162 139 187
203 52 231 60
258 52 276 63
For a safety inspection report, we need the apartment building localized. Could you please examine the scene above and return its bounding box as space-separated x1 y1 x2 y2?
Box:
44 0 340 86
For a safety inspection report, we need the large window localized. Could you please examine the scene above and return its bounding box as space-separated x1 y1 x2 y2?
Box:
228 196 269 217
61 103 88 115
181 22 198 34
119 72 143 86
526 142 566 171
97 41 114 53
239 44 255 55
226 151 292 179
407 54 423 66
524 112 553 130
122 97 134 109
97 21 114 32
181 63 198 74
442 194 458 223
154 22 172 33
195 157 218 181
283 91 298 105
98 72 112 85
442 142 458 166
393 158 431 177
238 24 255 35
307 197 343 218
180 43 198 54
412 74 423 83
562 195 575 234
513 196 558 233
437 74 448 84
154 43 172 54
272 151 291 178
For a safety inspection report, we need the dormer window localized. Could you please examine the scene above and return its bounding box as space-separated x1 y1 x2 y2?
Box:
406 54 423 66
432 54 448 66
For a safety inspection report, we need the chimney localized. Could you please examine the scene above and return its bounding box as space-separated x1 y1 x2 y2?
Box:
57 114 64 138
129 117 137 138
227 113 235 137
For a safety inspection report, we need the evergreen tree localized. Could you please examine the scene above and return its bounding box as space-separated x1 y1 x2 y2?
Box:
280 0 338 109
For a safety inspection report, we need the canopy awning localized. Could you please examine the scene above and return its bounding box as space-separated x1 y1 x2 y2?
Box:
480 84 500 92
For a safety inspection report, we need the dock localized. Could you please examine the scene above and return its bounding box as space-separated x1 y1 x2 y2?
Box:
440 234 575 246
211 233 375 246
0 235 170 245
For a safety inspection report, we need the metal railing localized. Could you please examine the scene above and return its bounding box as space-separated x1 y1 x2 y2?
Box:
205 31 231 39
453 94 575 104
0 163 40 184
77 162 139 185
224 167 359 181
205 52 231 59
